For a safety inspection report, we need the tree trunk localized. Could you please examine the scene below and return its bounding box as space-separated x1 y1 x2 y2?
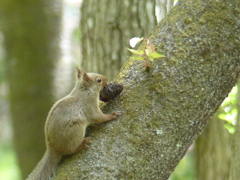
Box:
0 1 62 179
195 113 233 180
80 0 157 80
52 0 240 179
156 0 175 22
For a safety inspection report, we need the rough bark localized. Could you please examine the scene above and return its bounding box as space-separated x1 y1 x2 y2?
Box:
54 0 240 179
195 113 233 180
80 0 157 80
0 0 62 179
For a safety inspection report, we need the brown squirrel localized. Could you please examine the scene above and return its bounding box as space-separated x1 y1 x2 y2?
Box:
27 69 120 180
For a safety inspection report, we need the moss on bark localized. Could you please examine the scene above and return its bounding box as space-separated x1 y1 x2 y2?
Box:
55 0 240 179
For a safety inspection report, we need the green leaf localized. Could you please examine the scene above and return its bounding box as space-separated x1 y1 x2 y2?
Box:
148 51 165 59
134 56 144 60
127 48 145 55
149 58 154 62
224 123 236 134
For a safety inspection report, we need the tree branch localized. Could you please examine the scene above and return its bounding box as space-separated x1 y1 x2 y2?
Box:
54 0 240 179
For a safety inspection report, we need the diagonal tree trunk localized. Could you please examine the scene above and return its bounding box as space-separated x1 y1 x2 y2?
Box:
53 0 240 179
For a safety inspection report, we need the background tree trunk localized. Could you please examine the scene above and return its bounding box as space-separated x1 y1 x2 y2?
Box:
229 82 240 180
80 0 157 80
0 0 62 179
156 0 175 22
195 113 233 180
54 0 240 179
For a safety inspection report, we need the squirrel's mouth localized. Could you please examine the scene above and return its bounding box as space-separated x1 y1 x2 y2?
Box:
102 81 108 89
100 84 106 91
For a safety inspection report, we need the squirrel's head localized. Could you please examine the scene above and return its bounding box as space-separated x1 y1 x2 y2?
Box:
77 68 108 92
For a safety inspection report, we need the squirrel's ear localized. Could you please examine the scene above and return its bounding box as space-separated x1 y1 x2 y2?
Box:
83 72 91 82
82 72 91 87
76 68 84 79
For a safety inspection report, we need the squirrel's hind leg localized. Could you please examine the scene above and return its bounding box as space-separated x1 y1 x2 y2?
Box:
75 137 92 153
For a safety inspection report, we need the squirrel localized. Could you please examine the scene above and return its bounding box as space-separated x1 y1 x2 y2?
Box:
27 68 120 180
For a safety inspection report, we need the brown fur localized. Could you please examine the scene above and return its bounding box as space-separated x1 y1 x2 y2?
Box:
27 69 119 180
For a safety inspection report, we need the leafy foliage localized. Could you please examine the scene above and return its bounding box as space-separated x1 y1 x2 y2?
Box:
218 86 237 134
128 37 165 68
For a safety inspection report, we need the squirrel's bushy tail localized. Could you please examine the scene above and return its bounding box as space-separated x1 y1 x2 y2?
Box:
26 150 62 180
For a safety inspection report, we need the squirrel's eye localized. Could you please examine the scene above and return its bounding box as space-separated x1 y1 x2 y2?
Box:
97 78 102 83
